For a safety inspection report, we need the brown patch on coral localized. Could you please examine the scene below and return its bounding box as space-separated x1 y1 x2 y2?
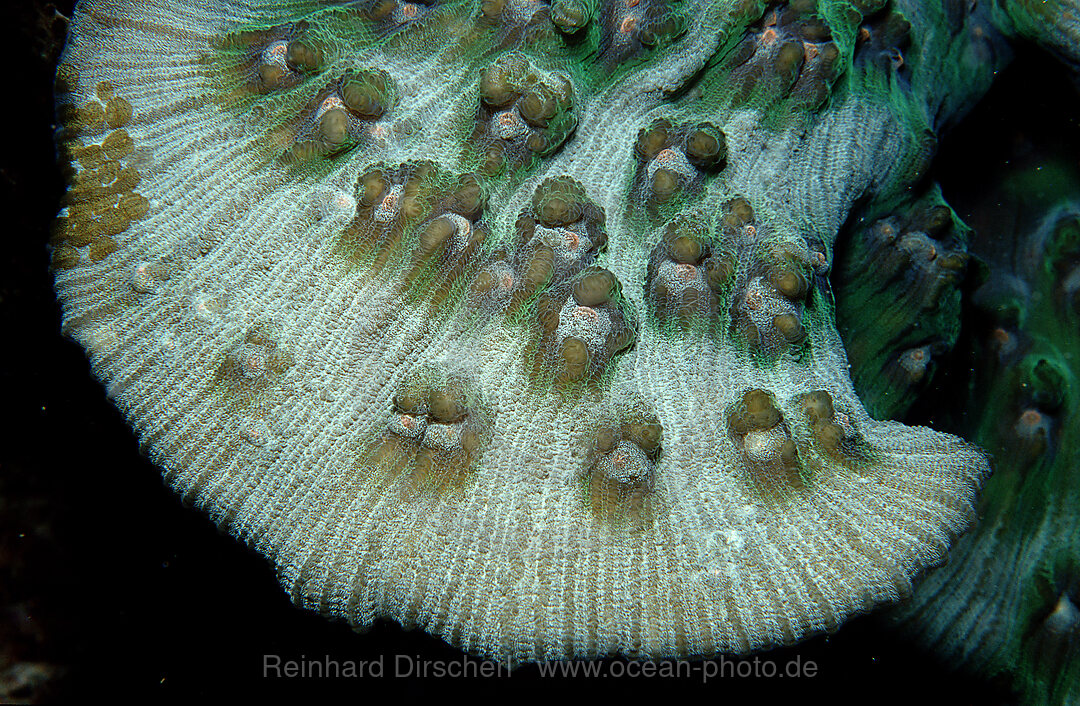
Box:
52 85 147 268
597 0 686 66
646 213 734 331
362 377 490 499
630 119 727 222
727 389 806 495
581 411 665 531
213 21 323 96
281 68 396 163
525 266 635 386
341 162 491 313
209 323 294 408
469 175 608 320
724 0 846 109
719 202 815 356
798 390 874 467
469 52 575 176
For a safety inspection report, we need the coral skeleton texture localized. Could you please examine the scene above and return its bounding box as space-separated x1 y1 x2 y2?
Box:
55 0 1065 661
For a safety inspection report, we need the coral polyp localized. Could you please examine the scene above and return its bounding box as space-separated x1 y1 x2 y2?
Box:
51 0 1077 664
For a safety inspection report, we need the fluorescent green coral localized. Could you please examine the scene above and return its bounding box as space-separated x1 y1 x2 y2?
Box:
835 185 971 419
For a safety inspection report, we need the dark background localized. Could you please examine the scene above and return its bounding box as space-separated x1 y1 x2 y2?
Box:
2 1 1075 701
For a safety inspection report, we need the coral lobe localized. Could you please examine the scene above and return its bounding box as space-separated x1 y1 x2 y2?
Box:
49 0 1010 663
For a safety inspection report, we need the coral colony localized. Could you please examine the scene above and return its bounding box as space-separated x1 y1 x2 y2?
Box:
50 0 1077 691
